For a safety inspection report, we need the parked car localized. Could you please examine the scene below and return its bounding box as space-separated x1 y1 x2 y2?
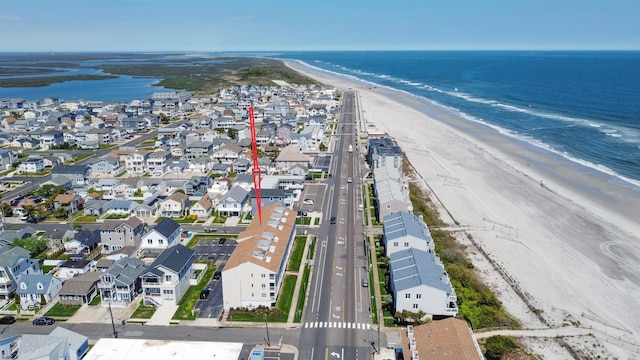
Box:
213 270 222 280
303 198 314 205
32 316 55 326
218 237 227 245
199 289 211 299
297 210 307 216
0 316 16 324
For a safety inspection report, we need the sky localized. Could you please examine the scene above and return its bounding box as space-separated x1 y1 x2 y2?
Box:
1 0 639 52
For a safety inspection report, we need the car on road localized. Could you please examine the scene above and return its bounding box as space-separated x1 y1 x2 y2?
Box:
361 278 369 287
32 316 55 326
218 237 227 245
204 227 217 233
199 289 211 299
0 316 16 324
213 270 222 280
347 177 352 183
303 198 314 205
297 210 307 216
330 216 336 224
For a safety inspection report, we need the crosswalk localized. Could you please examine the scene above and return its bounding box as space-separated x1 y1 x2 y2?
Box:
304 321 371 330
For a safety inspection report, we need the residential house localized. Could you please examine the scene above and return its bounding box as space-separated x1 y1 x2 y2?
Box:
99 216 147 254
0 247 41 300
53 193 83 215
141 244 195 306
84 199 108 216
38 129 64 148
140 217 181 251
15 274 63 310
64 229 102 260
401 319 483 360
185 141 213 160
211 143 244 165
274 145 312 171
56 260 92 279
0 329 17 360
105 200 138 215
390 248 458 319
217 185 249 217
19 327 89 360
158 192 190 218
58 271 101 305
146 151 172 176
382 211 434 257
222 204 296 309
0 149 15 170
121 117 148 133
98 257 147 307
88 127 113 144
249 188 294 216
89 156 121 175
17 155 45 174
51 164 92 186
124 150 150 175
189 195 212 220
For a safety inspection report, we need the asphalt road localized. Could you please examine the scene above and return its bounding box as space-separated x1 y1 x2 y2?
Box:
297 91 382 359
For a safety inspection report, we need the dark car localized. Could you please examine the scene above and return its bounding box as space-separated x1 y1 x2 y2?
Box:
297 210 307 216
199 289 211 299
218 237 227 245
213 270 222 280
330 216 336 224
32 316 55 326
0 316 16 324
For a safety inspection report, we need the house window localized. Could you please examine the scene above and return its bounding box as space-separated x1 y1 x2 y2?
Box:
261 274 266 278
404 242 409 247
159 239 164 244
416 294 422 299
162 289 174 294
262 284 266 289
262 293 266 298
165 275 172 282
405 293 410 299
147 239 153 244
413 304 419 309
393 242 398 247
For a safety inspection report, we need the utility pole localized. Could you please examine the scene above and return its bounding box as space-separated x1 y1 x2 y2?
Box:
108 299 118 338
264 314 271 347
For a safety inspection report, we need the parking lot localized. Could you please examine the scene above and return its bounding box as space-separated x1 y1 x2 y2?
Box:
193 237 236 319
297 183 327 213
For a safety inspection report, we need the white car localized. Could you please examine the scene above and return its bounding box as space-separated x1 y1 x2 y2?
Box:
303 199 314 205
347 177 352 183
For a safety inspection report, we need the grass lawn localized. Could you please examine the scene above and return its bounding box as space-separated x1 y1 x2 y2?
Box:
45 303 81 317
105 214 129 220
229 275 297 323
88 296 101 306
287 238 305 272
172 267 214 320
308 237 316 259
73 215 99 223
131 303 157 319
294 265 311 323
41 265 56 274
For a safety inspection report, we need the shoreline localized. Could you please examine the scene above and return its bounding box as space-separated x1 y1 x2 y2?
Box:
284 60 640 356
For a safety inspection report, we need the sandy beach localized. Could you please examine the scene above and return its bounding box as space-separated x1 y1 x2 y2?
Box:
286 60 640 358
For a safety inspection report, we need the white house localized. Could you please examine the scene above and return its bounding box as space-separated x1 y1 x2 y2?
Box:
382 211 434 257
17 155 45 173
140 217 181 250
141 244 195 306
389 248 458 319
16 274 64 310
222 204 296 309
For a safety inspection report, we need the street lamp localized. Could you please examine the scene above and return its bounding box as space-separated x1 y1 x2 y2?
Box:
263 314 271 347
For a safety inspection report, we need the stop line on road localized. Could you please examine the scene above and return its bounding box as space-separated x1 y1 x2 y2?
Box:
304 321 371 330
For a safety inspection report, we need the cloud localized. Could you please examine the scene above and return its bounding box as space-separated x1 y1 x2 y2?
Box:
0 14 20 21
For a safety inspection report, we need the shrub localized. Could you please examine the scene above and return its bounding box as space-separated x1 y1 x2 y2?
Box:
484 335 518 360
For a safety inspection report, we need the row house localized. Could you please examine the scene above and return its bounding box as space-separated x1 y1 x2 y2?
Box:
125 150 150 175
382 211 434 257
146 151 172 176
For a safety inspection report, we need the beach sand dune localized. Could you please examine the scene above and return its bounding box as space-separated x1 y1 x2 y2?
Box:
286 61 640 358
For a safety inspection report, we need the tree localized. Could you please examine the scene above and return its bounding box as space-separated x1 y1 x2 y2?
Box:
0 203 12 217
160 113 170 124
22 204 37 218
227 128 238 140
133 188 143 197
52 206 69 219
12 237 48 258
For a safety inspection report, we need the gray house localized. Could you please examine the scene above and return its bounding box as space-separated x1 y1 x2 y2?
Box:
0 247 41 300
16 273 63 310
98 257 147 307
51 164 92 186
89 156 121 175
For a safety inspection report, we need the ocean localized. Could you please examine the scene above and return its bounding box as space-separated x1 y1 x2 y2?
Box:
1 51 639 187
276 51 640 188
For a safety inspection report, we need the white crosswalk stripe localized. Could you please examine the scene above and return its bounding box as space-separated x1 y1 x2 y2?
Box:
304 322 371 330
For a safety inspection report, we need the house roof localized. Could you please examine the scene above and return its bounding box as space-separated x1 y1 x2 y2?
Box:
390 248 453 293
51 164 89 174
16 274 60 295
383 211 432 243
17 334 67 359
54 193 76 204
165 191 188 203
59 271 101 295
401 318 482 360
49 327 88 353
0 246 30 269
153 217 181 238
221 185 248 203
144 244 194 276
99 216 145 232
103 257 147 286
224 204 296 273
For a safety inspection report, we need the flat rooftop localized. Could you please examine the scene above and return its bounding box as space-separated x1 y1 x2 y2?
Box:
84 338 243 360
